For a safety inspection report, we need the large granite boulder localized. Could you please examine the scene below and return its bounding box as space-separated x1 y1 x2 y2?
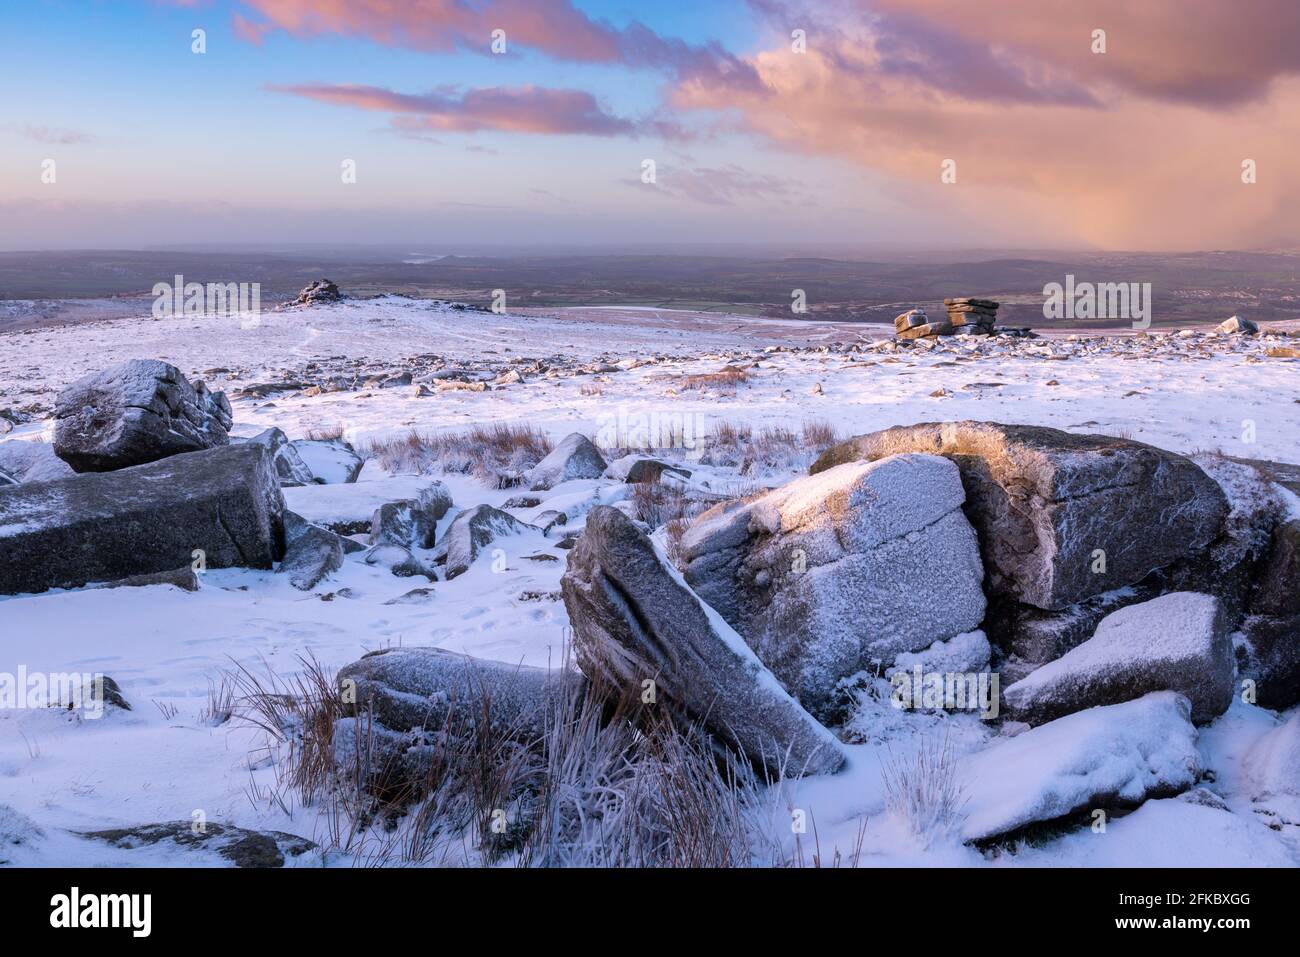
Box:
1003 593 1234 725
960 692 1200 842
0 444 284 594
680 454 986 712
561 505 845 776
54 359 232 472
444 505 535 579
526 433 607 490
812 422 1228 611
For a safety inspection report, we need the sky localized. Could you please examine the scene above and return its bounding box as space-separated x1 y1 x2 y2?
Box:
1 0 1299 252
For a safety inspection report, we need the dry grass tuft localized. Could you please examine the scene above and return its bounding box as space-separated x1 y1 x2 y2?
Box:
306 424 346 441
675 365 752 394
699 419 840 475
229 653 790 867
880 733 967 846
628 479 716 531
362 423 552 486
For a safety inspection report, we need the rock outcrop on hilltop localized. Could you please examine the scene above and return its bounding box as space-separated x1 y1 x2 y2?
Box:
292 279 343 305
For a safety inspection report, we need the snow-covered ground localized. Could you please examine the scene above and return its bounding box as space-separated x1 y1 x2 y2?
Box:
1 297 1298 867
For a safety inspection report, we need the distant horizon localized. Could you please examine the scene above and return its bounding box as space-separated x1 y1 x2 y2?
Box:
5 242 1300 260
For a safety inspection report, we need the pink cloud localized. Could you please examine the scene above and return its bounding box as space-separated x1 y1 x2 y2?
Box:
218 0 759 85
20 125 94 145
667 0 1300 248
274 82 658 137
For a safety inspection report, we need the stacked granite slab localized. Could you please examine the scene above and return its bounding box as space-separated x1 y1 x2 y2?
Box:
945 297 998 334
894 308 953 340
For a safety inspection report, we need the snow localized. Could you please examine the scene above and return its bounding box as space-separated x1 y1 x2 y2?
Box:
2 297 1299 866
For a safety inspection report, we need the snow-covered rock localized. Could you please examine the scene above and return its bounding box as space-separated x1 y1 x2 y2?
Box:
813 421 1229 611
288 437 362 484
562 505 846 776
1217 315 1259 335
337 646 585 741
960 692 1200 841
0 440 75 484
1004 592 1234 725
0 444 284 595
243 426 316 486
681 454 986 714
79 821 317 868
369 482 453 550
53 359 232 472
1238 516 1300 709
279 511 359 591
526 432 607 490
603 454 690 484
444 504 535 579
283 474 449 536
292 279 343 306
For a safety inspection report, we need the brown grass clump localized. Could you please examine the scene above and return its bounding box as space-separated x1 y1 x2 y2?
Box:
228 652 788 867
627 479 717 531
363 423 552 486
675 365 752 394
699 419 840 475
306 424 346 441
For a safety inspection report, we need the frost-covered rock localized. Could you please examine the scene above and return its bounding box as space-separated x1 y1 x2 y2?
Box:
603 455 691 484
1217 315 1258 335
280 511 361 591
960 692 1200 842
0 444 284 595
444 504 535 579
561 505 845 776
1004 593 1234 725
813 421 1228 611
1237 614 1300 710
79 821 316 868
369 482 452 550
96 566 199 592
288 438 362 484
681 454 986 713
337 646 584 739
283 475 449 536
1242 712 1300 800
363 543 436 580
244 427 316 486
526 432 607 490
1233 512 1300 708
0 440 76 485
53 359 232 472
